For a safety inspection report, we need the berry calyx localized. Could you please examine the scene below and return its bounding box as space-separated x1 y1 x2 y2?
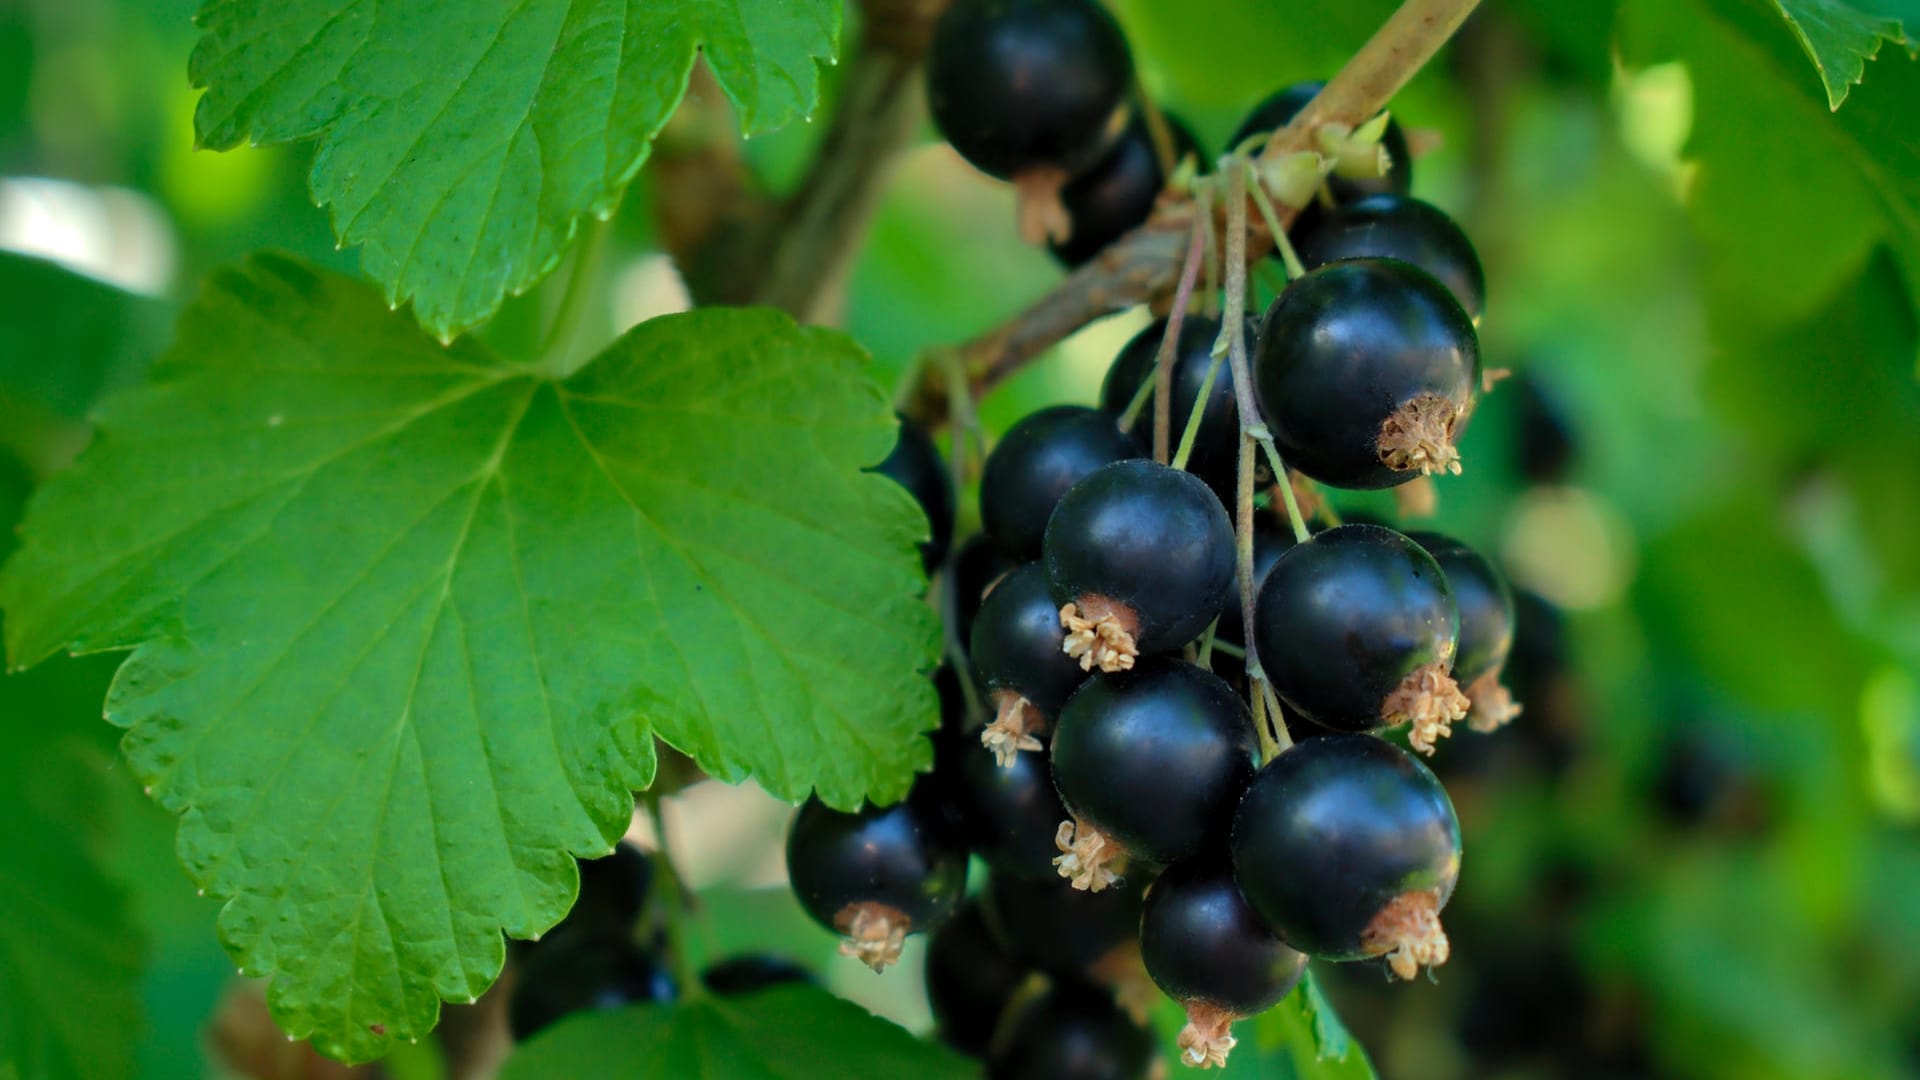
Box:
1141 855 1307 1069
925 899 1033 1058
785 788 968 972
1043 459 1236 669
1230 734 1461 979
1053 817 1125 893
1254 524 1467 753
981 405 1141 560
1408 532 1521 732
1232 80 1413 204
1049 658 1258 878
1292 194 1487 321
989 980 1158 1080
1254 259 1480 490
1098 315 1262 499
1051 110 1202 268
508 932 676 1041
956 727 1074 878
981 870 1147 978
871 412 957 573
971 562 1092 764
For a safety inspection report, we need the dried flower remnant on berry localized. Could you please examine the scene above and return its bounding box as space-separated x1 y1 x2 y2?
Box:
835 902 910 973
1053 818 1122 892
1384 660 1469 754
1060 599 1139 672
1360 889 1451 980
982 690 1047 766
1378 392 1465 476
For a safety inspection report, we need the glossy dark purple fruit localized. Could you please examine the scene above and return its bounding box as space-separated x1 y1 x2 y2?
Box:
1255 259 1479 490
1043 459 1235 669
981 870 1146 975
699 954 815 996
1513 369 1578 484
982 405 1141 560
970 562 1091 763
871 412 956 573
1215 520 1296 648
508 933 676 1040
1232 80 1413 204
988 981 1157 1080
554 841 652 942
1292 195 1485 321
1097 315 1262 499
1049 659 1257 883
1051 111 1202 268
927 0 1134 181
956 731 1073 878
946 533 1017 649
785 787 968 971
1253 524 1465 754
1407 532 1519 732
1141 855 1307 1068
926 899 1033 1058
1231 734 1461 979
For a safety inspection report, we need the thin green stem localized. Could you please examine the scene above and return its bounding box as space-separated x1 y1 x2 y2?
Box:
1152 212 1210 464
1260 679 1293 754
645 792 704 998
1195 618 1220 669
539 215 613 378
1117 367 1155 434
1210 638 1245 659
1268 452 1312 543
1170 351 1224 472
1252 678 1281 763
1246 178 1308 281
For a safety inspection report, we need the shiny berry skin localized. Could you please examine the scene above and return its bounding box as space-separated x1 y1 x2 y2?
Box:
971 562 1090 719
982 405 1141 560
508 933 676 1040
981 870 1146 975
1255 259 1480 490
1254 524 1461 735
1140 855 1306 1015
1406 533 1514 688
1050 659 1257 864
872 413 956 573
1051 111 1201 268
926 899 1032 1058
1292 194 1486 321
1097 315 1261 499
1043 459 1235 659
956 730 1072 878
946 533 1017 648
700 954 815 996
785 787 968 969
927 0 1135 181
1232 80 1412 203
989 981 1157 1080
1230 735 1461 967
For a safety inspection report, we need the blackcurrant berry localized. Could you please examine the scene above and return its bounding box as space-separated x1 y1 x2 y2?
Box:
1140 855 1307 1068
699 954 815 996
1051 111 1202 268
545 841 651 945
1097 315 1264 500
946 533 1017 649
1044 459 1235 670
989 980 1157 1080
981 870 1146 977
1407 532 1520 733
784 787 968 972
1512 369 1578 484
925 664 976 839
1292 194 1486 321
956 730 1073 878
982 405 1141 561
927 0 1134 242
1232 80 1413 204
1255 259 1480 489
1231 734 1461 979
508 932 676 1041
1214 520 1295 649
1254 524 1467 754
926 899 1033 1058
1049 659 1257 888
970 562 1090 764
872 412 956 573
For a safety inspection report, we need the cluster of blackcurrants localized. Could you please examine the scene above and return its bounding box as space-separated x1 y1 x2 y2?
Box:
784 0 1526 1073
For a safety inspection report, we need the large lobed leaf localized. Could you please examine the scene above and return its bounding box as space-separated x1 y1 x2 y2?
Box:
0 254 940 1060
189 0 841 340
1772 0 1912 109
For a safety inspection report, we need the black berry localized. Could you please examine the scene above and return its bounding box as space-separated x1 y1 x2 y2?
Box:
1512 369 1578 484
1051 111 1202 268
784 787 968 972
1407 532 1520 732
946 533 1017 649
1215 520 1296 649
988 981 1157 1080
871 412 956 573
926 899 1033 1058
1232 80 1413 204
1049 659 1257 886
1043 459 1235 670
1231 734 1461 979
956 730 1073 878
547 841 652 945
508 933 676 1041
1097 315 1262 499
1255 258 1480 489
1292 194 1486 321
981 405 1141 560
981 870 1146 976
699 954 815 996
927 0 1133 182
1140 855 1307 1068
1254 524 1466 754
970 562 1091 764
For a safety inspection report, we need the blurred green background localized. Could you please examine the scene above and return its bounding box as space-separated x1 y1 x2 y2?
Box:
2 0 1918 1077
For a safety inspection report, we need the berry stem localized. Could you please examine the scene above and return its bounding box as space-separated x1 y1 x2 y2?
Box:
1152 210 1210 463
1245 177 1309 281
1169 350 1223 472
1133 75 1180 178
537 214 611 378
644 791 705 999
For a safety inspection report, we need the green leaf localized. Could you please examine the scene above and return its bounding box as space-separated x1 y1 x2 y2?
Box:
0 254 939 1061
1772 0 1911 108
190 0 841 340
498 985 975 1079
1246 973 1376 1078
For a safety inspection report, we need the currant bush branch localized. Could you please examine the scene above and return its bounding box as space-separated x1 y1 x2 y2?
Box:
898 0 1484 424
